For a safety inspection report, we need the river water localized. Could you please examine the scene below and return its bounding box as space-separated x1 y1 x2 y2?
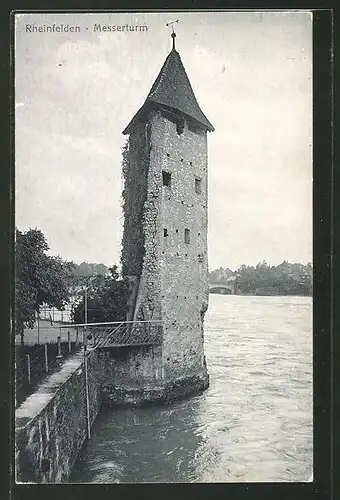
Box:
71 294 313 483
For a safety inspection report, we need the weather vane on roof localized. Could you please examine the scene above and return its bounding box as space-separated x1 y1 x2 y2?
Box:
166 20 179 49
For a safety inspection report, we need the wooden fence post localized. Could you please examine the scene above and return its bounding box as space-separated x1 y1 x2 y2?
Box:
44 344 48 373
26 354 31 385
75 327 79 347
68 331 71 354
56 336 63 368
83 330 91 440
37 309 40 344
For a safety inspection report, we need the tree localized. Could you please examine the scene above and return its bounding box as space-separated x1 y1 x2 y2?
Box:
234 264 256 294
70 261 109 278
208 267 235 285
67 261 110 294
15 228 73 344
71 265 129 324
234 261 312 296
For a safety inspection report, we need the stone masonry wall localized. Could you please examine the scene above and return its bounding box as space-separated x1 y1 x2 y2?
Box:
121 121 149 279
150 113 209 383
126 110 209 391
98 345 164 405
97 344 207 406
15 353 103 483
131 116 163 325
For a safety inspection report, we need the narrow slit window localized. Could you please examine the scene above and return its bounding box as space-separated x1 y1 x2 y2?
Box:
184 228 190 244
164 228 168 237
162 171 171 187
195 177 202 194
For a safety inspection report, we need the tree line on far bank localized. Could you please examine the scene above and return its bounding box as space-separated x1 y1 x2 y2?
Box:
15 228 312 343
209 261 312 296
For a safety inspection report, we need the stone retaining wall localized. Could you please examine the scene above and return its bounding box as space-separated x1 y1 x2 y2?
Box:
97 345 209 406
15 345 209 483
15 352 103 483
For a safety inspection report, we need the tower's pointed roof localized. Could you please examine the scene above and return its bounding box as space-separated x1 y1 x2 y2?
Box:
123 47 214 134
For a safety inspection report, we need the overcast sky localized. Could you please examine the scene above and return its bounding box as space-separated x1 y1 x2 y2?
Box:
15 11 312 271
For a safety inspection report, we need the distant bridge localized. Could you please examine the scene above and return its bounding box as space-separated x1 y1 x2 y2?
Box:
209 282 235 295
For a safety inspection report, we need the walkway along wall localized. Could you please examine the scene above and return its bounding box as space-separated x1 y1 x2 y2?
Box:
15 351 103 483
15 343 210 483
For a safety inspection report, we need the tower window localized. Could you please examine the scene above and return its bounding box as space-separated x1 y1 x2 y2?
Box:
195 177 202 194
162 171 171 187
184 229 190 244
164 228 168 237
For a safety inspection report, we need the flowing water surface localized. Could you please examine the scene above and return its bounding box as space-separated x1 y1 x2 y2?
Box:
71 294 313 483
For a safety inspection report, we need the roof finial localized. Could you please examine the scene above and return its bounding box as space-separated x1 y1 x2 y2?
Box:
166 20 179 50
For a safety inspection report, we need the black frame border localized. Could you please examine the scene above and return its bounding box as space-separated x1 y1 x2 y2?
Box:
2 6 334 500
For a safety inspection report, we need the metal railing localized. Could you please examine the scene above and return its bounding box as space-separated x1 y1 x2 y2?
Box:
60 320 163 350
59 319 163 440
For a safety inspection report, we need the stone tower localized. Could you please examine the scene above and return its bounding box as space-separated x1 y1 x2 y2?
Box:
121 33 214 402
